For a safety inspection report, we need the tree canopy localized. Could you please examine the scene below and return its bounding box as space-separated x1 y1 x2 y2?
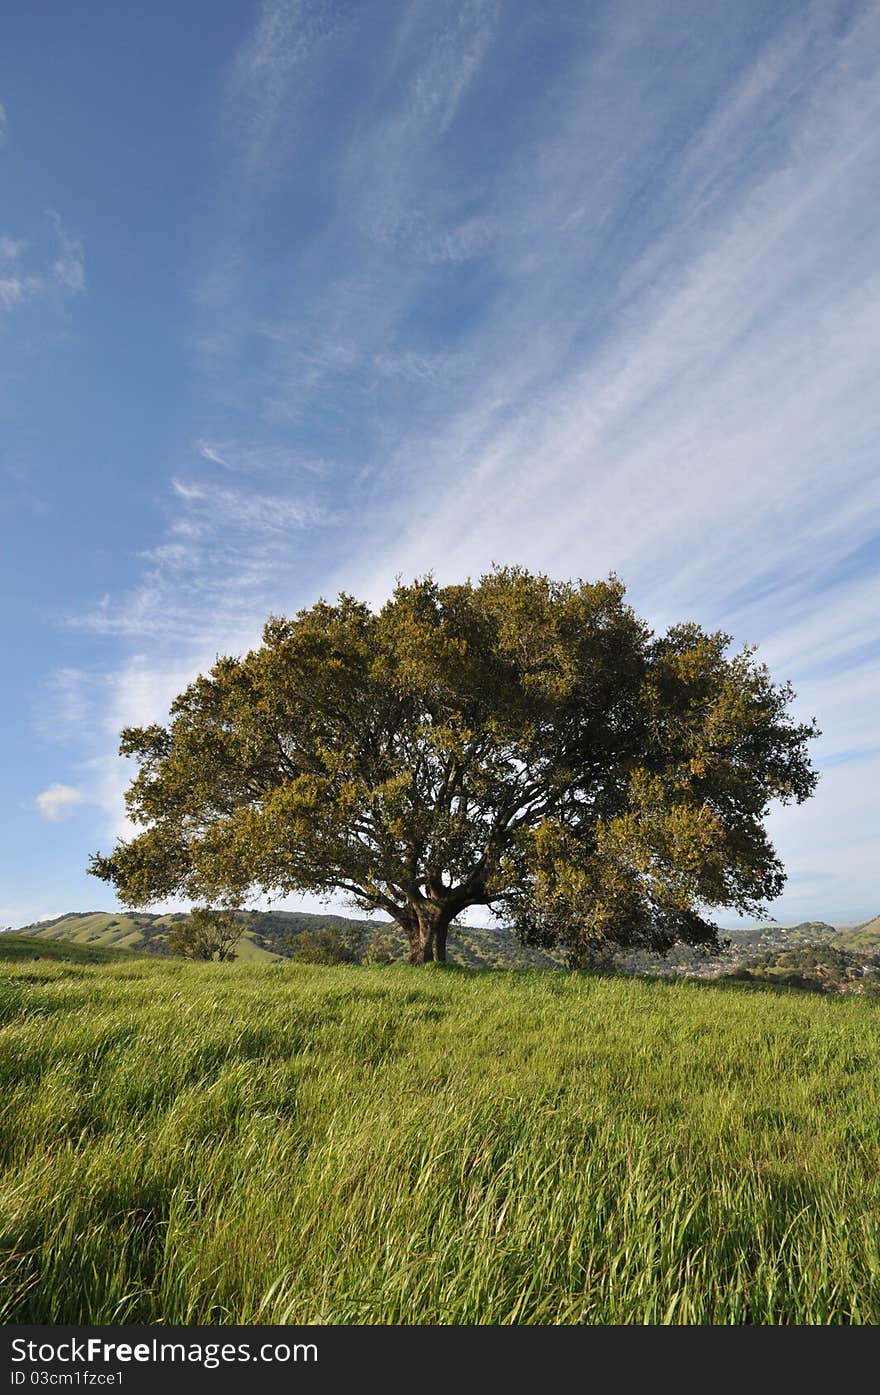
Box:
89 567 819 965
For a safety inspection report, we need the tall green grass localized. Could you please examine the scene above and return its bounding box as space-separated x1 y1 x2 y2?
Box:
1 955 879 1323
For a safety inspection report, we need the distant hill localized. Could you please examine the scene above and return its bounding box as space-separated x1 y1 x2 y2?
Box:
7 909 563 970
0 933 142 965
834 914 880 952
603 921 841 978
726 921 839 949
8 909 878 975
724 941 880 995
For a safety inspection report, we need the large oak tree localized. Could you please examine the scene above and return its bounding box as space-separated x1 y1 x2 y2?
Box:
89 568 819 965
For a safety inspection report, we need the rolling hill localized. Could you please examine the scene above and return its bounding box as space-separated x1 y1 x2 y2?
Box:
8 907 879 975
0 933 142 965
834 913 880 952
7 908 564 969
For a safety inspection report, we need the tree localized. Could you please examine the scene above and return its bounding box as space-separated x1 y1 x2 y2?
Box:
165 907 244 961
288 927 357 965
89 567 819 966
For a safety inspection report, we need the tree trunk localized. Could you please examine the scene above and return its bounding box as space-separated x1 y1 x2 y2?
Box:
406 904 453 964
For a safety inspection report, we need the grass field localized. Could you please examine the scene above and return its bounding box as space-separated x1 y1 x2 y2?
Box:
1 946 879 1324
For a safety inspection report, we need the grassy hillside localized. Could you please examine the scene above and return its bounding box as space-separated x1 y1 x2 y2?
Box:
835 914 880 952
0 934 141 966
12 910 192 954
1 954 879 1324
10 909 563 969
16 908 878 973
11 910 353 963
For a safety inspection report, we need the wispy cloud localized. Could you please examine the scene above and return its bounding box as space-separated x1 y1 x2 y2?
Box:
0 236 25 261
0 212 84 314
333 7 880 594
170 477 326 531
35 783 86 822
65 464 331 642
48 210 85 294
35 668 97 742
196 438 329 476
225 0 342 193
0 273 43 311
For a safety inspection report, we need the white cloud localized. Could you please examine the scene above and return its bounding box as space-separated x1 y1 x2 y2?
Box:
169 478 324 530
226 0 341 191
0 214 84 314
409 0 500 136
0 236 25 261
65 466 331 641
0 274 43 310
34 667 97 742
197 440 229 466
196 437 330 476
48 210 85 294
0 102 7 144
35 783 86 823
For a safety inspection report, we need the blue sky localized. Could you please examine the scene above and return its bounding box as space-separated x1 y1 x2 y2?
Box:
2 0 878 930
